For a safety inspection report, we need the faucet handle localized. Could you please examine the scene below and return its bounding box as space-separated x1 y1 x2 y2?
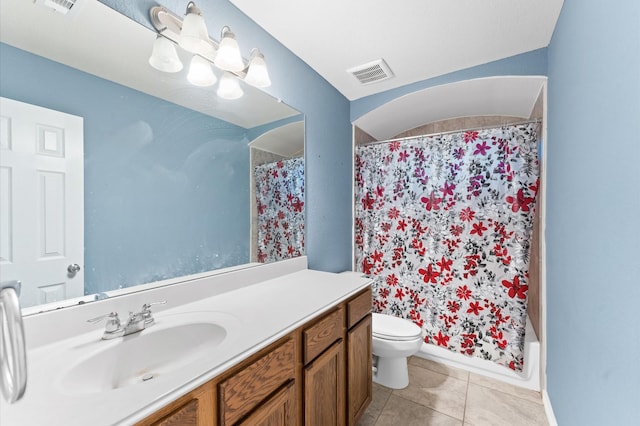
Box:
142 301 167 311
87 312 121 333
141 301 166 326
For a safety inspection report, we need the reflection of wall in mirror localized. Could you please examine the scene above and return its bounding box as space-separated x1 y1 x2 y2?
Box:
0 42 252 298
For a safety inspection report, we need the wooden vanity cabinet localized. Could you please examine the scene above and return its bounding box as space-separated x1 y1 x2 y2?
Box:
346 288 373 425
137 286 371 426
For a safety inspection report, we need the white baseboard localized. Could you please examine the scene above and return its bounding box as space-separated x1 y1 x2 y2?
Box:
542 390 558 426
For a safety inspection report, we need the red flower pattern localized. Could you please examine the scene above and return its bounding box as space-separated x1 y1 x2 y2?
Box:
502 275 528 299
355 124 539 372
255 158 304 263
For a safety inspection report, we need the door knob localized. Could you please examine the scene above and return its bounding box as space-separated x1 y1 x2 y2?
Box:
67 264 81 274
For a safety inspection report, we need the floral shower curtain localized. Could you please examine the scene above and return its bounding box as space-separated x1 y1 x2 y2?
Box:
355 123 539 371
255 157 305 263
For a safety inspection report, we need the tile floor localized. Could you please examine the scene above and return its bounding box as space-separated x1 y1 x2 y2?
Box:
359 357 549 426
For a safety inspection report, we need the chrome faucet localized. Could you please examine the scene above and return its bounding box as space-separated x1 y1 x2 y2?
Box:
0 280 27 404
88 301 166 340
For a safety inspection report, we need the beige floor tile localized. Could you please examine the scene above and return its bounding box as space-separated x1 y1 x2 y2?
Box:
464 383 549 426
409 356 470 381
392 364 468 420
375 394 462 426
469 373 543 405
358 411 379 426
358 383 393 425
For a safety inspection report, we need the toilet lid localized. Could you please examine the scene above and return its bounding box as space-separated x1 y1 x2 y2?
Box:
372 313 422 341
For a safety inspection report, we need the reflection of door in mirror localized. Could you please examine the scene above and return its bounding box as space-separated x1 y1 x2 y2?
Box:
0 97 84 308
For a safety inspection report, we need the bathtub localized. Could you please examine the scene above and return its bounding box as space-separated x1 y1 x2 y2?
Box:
414 316 541 391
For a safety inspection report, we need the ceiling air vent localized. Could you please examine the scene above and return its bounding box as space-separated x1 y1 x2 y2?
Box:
34 0 79 16
347 59 394 85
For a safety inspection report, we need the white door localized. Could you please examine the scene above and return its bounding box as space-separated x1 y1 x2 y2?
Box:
0 97 84 308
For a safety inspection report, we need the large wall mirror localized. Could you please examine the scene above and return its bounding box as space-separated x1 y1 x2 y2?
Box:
0 0 305 312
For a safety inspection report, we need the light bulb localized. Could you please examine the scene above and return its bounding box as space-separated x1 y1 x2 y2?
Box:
179 2 209 54
244 49 271 87
217 72 243 100
213 27 245 72
187 56 217 87
148 35 183 73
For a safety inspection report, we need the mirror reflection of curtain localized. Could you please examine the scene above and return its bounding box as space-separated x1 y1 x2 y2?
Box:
254 158 305 263
355 123 539 371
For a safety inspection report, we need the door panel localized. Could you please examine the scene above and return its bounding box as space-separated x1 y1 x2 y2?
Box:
0 97 84 307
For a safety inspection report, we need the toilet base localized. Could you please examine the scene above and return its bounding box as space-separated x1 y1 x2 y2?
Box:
372 355 410 389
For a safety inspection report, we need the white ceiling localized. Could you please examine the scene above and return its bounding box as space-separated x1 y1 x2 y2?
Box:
230 0 561 139
230 0 564 101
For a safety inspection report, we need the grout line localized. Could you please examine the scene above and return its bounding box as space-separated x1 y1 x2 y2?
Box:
373 390 392 425
468 378 544 405
390 392 464 425
462 374 470 425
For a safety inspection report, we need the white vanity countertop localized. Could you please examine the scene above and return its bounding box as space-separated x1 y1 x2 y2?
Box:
1 268 371 426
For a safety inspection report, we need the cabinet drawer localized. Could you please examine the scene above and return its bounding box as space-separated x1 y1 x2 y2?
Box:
347 288 372 329
303 307 344 364
219 338 296 425
152 399 198 426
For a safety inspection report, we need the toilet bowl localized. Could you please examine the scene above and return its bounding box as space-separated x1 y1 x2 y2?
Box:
372 313 423 389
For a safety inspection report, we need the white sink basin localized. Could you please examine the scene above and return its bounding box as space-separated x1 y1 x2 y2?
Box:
57 312 233 395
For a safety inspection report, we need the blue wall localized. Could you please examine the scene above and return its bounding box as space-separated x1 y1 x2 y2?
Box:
546 0 640 424
0 43 251 294
99 0 354 273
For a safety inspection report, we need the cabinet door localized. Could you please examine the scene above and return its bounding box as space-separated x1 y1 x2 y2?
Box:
304 340 346 426
347 314 372 425
138 383 215 426
238 381 297 426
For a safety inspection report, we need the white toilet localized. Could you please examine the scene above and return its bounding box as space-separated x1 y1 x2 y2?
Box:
372 313 423 389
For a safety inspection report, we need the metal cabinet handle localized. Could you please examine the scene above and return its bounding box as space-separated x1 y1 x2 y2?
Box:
0 281 27 404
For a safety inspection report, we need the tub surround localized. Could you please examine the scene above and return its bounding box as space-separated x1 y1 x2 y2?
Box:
416 316 541 391
2 258 371 425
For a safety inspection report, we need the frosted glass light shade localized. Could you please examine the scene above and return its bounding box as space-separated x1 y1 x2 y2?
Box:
179 5 209 54
244 50 271 87
149 35 183 73
214 29 244 72
217 72 243 100
187 56 217 87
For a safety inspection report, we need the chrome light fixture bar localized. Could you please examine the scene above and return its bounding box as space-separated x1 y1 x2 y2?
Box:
148 2 272 100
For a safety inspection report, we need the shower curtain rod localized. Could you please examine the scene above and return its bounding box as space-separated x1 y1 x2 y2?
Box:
358 118 542 147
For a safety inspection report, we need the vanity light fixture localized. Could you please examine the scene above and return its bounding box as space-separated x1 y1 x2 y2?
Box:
148 2 271 100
